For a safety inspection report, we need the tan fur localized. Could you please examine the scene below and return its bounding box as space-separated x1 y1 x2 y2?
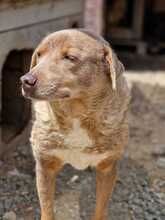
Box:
21 29 130 220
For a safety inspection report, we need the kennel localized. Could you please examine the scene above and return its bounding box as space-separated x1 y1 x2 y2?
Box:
0 0 83 157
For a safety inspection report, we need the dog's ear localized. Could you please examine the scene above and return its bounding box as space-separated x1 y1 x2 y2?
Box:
30 51 37 69
104 46 124 90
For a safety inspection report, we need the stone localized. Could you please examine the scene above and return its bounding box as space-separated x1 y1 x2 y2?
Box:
3 211 16 220
157 157 165 168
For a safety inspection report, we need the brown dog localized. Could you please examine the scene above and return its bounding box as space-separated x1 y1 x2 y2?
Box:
21 29 130 220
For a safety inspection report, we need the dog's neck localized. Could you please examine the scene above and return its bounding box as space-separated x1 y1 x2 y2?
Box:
33 84 116 135
48 85 113 120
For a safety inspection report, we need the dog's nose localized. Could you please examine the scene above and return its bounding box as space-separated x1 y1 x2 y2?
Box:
20 73 37 94
20 73 37 87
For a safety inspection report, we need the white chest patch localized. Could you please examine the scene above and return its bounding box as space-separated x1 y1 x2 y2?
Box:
33 106 109 169
64 119 93 149
51 119 108 170
51 119 110 170
52 149 109 170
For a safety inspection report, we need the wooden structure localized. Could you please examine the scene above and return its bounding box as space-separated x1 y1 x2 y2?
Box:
0 0 83 158
84 0 104 34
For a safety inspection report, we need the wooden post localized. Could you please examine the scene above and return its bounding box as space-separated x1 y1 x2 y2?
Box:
84 0 104 35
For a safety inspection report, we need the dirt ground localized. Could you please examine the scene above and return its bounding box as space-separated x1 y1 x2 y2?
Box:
0 55 165 220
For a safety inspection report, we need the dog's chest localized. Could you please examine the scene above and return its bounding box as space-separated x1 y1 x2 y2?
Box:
33 102 109 170
34 102 94 149
64 119 93 149
50 119 109 170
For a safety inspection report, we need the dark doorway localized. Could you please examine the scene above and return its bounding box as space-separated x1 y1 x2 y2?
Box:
144 0 165 52
1 50 33 143
105 0 165 54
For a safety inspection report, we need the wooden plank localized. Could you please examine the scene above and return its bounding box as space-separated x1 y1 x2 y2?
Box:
84 0 104 34
107 0 145 41
0 0 83 32
154 0 165 12
108 28 135 40
132 0 145 39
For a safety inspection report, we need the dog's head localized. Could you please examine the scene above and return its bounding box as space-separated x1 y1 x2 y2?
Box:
21 29 124 101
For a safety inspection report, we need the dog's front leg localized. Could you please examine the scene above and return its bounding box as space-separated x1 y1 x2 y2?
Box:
36 158 63 220
92 160 117 220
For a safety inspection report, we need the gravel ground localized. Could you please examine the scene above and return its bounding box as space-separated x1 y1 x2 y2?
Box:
1 55 165 220
0 160 165 220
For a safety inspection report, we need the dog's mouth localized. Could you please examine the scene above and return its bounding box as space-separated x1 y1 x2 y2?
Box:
22 85 71 100
21 85 34 99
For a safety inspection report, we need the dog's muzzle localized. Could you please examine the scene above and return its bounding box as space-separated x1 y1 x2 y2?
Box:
20 73 37 95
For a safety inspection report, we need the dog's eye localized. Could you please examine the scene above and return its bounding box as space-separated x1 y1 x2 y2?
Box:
64 54 78 62
36 51 41 58
36 51 42 60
